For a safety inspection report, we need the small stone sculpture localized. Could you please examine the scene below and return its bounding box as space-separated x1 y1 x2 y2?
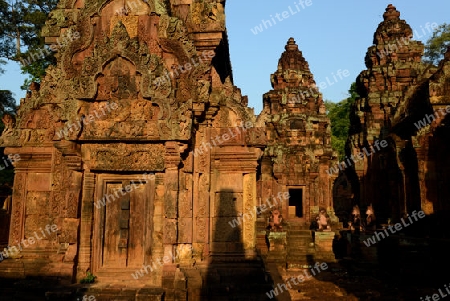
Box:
350 205 361 233
269 209 283 231
318 208 331 231
366 204 376 231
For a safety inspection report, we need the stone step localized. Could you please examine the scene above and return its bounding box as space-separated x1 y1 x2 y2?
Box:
286 234 312 240
287 252 315 258
288 232 311 236
288 233 312 238
288 244 315 250
287 245 315 251
288 226 309 231
288 228 311 233
286 240 313 247
286 256 314 263
288 234 311 238
288 238 312 242
287 247 310 252
203 284 276 301
72 287 166 301
287 248 315 254
288 235 311 240
288 230 312 235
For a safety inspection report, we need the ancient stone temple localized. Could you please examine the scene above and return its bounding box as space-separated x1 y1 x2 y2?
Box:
256 38 337 269
0 0 338 299
346 4 450 232
257 38 336 222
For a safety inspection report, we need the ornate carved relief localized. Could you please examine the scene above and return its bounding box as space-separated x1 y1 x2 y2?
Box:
10 173 26 244
188 0 225 32
195 217 208 243
243 173 256 250
197 173 209 217
163 219 177 244
86 143 165 171
178 218 192 243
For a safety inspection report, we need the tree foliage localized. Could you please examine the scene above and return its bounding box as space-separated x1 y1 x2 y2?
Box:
0 78 16 186
0 87 16 187
423 23 450 65
325 83 359 160
0 0 58 87
0 90 17 116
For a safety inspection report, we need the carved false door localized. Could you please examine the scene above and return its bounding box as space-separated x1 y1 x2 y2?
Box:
93 175 154 278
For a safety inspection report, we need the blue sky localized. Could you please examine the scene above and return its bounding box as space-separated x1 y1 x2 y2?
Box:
226 1 450 113
1 1 449 115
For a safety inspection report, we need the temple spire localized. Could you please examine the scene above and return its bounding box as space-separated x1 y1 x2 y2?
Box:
277 37 310 74
373 4 414 47
383 4 401 21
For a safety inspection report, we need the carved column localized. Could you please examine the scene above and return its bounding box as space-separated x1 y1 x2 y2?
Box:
193 128 211 260
163 141 181 263
415 137 433 214
396 143 407 215
243 173 256 251
8 172 26 246
77 171 95 281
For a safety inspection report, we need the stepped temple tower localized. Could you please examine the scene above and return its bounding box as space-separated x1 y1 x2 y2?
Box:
345 4 450 231
0 0 337 298
257 38 336 222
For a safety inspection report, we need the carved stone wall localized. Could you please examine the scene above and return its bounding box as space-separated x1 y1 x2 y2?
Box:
0 0 337 293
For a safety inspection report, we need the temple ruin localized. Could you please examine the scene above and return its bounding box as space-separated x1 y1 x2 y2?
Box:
0 0 337 299
343 4 450 236
1 1 449 300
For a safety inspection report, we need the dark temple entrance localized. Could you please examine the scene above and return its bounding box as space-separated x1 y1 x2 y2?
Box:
288 188 303 218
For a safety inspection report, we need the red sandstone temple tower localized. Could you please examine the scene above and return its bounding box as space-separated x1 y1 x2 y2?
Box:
258 38 337 224
347 4 435 222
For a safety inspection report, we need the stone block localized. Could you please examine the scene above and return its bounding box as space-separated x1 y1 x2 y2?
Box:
165 191 178 219
178 218 193 243
58 218 79 244
63 243 77 262
163 219 177 244
136 288 164 301
26 173 51 191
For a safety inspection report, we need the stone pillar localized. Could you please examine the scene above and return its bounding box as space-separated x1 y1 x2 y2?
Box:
260 157 273 203
8 172 26 247
153 173 165 287
396 143 407 215
178 157 193 248
243 173 256 251
193 128 211 261
416 144 433 214
309 174 318 218
77 171 95 281
163 141 182 286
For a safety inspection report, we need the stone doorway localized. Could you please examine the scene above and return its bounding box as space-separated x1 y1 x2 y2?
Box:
92 174 154 279
288 188 303 218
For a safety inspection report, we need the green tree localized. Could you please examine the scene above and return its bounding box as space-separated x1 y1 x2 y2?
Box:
0 88 16 187
0 0 58 87
325 83 359 160
423 23 450 65
0 57 17 187
0 0 57 188
0 90 16 116
0 85 16 186
0 63 17 117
